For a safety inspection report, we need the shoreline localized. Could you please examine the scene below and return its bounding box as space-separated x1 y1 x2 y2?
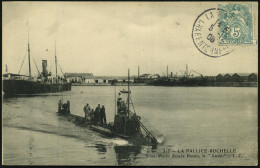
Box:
72 82 257 87
72 83 148 86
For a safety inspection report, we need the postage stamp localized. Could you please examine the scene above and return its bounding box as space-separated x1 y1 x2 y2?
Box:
218 4 253 44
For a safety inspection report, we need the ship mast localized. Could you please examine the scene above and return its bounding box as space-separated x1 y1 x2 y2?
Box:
27 21 31 77
55 41 58 82
186 64 189 77
167 65 168 78
128 69 130 117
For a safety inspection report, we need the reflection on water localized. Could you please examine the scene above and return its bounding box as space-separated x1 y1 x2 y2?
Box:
114 145 142 166
28 136 34 165
95 144 107 154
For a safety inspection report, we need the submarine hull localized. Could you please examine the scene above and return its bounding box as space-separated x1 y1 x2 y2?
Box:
57 112 157 146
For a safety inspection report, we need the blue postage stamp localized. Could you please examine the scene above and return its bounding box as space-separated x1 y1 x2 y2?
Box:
218 3 253 44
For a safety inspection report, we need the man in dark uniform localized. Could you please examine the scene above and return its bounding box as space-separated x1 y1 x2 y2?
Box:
117 97 122 113
100 105 107 125
90 109 94 120
62 103 67 113
66 100 70 113
58 100 62 113
94 104 101 123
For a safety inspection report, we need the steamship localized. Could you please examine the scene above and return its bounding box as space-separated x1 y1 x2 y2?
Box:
2 27 71 95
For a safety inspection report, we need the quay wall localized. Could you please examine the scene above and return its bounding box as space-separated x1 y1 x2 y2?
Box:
72 82 257 87
72 83 148 86
205 82 257 87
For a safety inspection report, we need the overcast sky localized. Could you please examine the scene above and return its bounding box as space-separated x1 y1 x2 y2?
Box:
2 2 258 76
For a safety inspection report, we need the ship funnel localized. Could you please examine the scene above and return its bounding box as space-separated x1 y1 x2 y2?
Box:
42 60 48 77
138 66 140 78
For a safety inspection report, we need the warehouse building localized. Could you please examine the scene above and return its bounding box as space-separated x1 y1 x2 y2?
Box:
64 73 135 84
216 73 257 82
64 73 94 83
94 76 135 83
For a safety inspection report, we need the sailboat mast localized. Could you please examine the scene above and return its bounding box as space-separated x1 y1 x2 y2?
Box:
27 22 31 77
167 65 168 78
55 41 58 79
128 69 130 116
115 84 117 115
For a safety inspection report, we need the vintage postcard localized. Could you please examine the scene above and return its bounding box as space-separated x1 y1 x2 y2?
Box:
2 1 258 166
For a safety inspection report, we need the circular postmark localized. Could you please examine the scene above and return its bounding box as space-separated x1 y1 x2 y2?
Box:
192 8 234 58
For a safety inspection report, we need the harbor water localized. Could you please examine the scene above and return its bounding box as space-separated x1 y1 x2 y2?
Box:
2 86 258 165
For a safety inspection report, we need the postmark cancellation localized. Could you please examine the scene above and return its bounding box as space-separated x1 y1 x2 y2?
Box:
192 8 234 58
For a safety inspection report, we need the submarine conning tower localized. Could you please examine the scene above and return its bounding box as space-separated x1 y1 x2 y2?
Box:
42 60 48 78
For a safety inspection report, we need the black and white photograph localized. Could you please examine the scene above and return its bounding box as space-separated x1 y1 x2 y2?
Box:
2 1 258 166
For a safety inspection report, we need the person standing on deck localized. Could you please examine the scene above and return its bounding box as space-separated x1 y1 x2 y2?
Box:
62 103 67 113
117 97 122 113
67 100 70 114
100 105 107 124
83 103 91 119
118 99 126 114
86 104 91 119
94 104 101 123
90 109 95 121
83 104 87 118
58 100 62 113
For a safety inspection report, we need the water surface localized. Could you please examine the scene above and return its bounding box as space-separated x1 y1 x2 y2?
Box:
2 86 258 165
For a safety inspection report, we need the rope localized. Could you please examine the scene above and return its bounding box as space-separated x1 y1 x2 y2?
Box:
32 55 40 75
128 109 157 143
18 53 27 74
58 63 65 77
130 96 136 114
123 94 155 141
15 52 24 69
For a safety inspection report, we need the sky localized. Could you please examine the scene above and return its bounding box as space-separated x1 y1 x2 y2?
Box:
2 2 258 77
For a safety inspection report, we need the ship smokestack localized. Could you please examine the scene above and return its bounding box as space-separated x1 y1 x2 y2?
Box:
42 60 48 77
167 65 168 78
138 66 140 78
171 72 173 78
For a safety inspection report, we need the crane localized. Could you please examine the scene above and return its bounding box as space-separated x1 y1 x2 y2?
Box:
190 70 203 77
180 64 193 78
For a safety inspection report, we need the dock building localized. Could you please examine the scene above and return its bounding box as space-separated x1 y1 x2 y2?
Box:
134 73 160 83
64 73 94 83
216 73 257 82
64 73 135 84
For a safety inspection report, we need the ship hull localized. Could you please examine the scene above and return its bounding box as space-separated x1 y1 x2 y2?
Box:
3 79 71 95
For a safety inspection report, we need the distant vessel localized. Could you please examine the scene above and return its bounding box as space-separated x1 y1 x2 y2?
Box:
2 24 71 95
150 64 209 86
